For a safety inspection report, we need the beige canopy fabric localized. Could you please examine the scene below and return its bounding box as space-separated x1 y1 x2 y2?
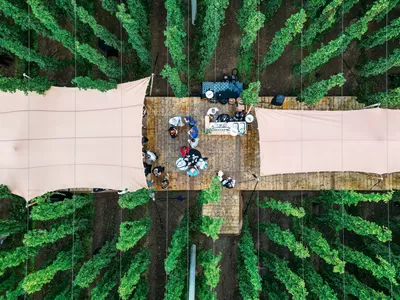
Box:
256 108 400 176
0 77 150 201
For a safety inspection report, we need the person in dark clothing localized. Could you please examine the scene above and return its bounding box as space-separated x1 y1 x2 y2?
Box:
144 162 152 176
217 114 231 122
169 127 178 138
152 166 165 178
161 173 169 189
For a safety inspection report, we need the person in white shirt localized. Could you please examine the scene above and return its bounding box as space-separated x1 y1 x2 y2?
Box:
188 137 200 148
206 107 219 122
169 116 184 127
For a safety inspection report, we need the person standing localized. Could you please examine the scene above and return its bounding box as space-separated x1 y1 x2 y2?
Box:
188 137 200 149
188 125 199 139
169 116 184 127
152 166 165 178
169 127 178 138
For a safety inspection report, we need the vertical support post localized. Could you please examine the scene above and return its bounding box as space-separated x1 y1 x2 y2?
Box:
188 244 196 300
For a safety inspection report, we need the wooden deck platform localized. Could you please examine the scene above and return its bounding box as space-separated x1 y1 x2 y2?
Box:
202 190 242 235
144 96 400 192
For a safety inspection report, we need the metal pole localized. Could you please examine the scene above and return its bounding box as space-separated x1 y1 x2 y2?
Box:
243 174 260 217
188 244 196 300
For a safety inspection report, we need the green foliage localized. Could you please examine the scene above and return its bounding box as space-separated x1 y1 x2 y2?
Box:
30 194 92 221
237 0 265 80
262 252 308 299
198 0 229 80
326 271 390 300
90 263 119 300
238 219 262 300
200 216 224 240
164 257 187 300
359 48 400 77
302 259 338 299
261 9 306 69
71 77 117 92
118 188 150 210
165 215 188 274
74 239 117 288
301 0 343 47
237 0 261 29
27 0 121 79
327 208 392 242
72 0 124 52
317 190 393 206
0 246 37 276
0 185 17 200
101 0 118 13
304 0 327 19
362 87 400 108
164 0 186 71
116 218 151 251
5 282 24 300
0 220 25 237
0 77 53 95
374 0 400 22
0 0 49 34
116 3 151 70
242 81 261 105
126 0 150 44
198 176 221 205
0 37 59 70
23 219 89 248
161 64 187 98
196 277 217 300
297 73 346 104
295 0 391 76
263 0 282 22
118 248 150 300
259 197 305 218
343 245 398 284
0 272 22 293
302 226 345 273
198 250 222 289
361 17 400 48
261 222 310 258
22 245 83 294
132 276 149 300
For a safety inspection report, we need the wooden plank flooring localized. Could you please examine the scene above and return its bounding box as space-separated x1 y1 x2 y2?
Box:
144 96 400 192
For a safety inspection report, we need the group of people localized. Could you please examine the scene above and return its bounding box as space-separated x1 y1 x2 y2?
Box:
143 150 169 189
168 116 200 148
176 147 208 177
207 107 247 123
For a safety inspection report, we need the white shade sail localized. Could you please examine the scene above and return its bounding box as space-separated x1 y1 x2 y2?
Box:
256 108 400 176
0 77 150 200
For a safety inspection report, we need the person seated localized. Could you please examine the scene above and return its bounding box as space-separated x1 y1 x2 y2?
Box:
216 114 231 122
184 116 196 126
233 110 246 121
187 167 200 177
143 162 152 176
152 166 165 178
161 173 169 189
169 127 178 138
176 158 189 171
180 146 190 157
188 137 200 149
196 158 208 170
188 125 199 139
207 107 219 122
222 177 235 189
143 150 157 164
169 116 184 127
